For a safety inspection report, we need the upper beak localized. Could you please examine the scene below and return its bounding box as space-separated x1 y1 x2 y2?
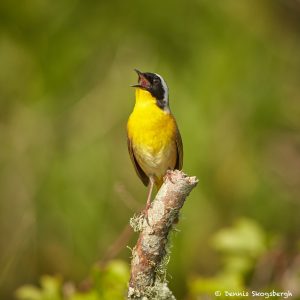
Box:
131 69 150 88
134 69 142 76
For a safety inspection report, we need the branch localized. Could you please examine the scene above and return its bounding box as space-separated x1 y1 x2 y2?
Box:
128 170 198 300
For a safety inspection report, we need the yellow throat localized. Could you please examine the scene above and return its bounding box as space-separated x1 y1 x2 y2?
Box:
127 88 177 186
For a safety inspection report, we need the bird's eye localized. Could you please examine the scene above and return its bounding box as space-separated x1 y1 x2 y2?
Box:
153 78 159 84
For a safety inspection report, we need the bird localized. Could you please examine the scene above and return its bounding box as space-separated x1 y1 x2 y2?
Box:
127 69 183 213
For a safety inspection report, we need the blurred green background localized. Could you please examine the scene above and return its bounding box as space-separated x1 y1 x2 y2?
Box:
1 0 300 299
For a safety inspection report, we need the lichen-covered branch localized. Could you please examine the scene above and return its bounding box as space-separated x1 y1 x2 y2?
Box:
128 170 198 300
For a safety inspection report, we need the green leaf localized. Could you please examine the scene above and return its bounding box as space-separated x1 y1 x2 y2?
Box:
15 285 42 300
15 276 63 300
69 290 100 300
93 260 129 300
40 275 62 300
212 218 266 258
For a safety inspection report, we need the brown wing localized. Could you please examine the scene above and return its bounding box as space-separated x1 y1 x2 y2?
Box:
127 136 149 186
175 128 183 170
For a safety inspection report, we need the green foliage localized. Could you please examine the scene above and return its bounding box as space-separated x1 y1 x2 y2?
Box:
14 220 300 299
16 276 62 300
188 219 267 299
15 260 129 300
212 218 266 264
93 260 129 299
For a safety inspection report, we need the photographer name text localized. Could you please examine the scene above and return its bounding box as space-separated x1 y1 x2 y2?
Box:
214 290 293 298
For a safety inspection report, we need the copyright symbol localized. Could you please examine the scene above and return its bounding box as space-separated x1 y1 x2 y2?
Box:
215 291 221 297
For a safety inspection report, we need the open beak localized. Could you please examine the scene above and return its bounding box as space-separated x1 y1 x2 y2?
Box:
131 69 150 89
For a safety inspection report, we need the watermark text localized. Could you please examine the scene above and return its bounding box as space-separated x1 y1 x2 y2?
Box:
214 290 293 298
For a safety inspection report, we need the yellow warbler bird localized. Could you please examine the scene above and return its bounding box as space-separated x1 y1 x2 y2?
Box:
127 69 183 211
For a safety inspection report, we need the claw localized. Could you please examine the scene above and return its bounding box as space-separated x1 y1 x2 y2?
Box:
164 170 175 184
140 203 151 226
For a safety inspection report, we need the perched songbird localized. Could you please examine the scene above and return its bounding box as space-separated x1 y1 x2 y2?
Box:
127 69 183 211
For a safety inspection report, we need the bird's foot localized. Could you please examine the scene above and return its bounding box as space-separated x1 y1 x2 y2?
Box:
164 170 175 184
140 202 151 226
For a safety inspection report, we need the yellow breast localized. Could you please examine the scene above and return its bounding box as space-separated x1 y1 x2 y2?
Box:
127 89 177 181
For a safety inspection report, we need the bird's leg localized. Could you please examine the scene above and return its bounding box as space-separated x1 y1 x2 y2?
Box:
142 176 155 225
146 176 155 210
